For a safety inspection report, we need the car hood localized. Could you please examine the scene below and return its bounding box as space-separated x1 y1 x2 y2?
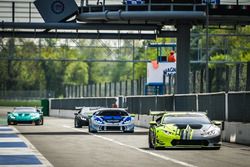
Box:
159 123 220 139
161 123 215 130
10 112 39 116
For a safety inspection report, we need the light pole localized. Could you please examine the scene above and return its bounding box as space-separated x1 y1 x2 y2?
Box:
205 1 210 93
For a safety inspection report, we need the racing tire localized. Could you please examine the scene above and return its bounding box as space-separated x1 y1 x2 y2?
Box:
35 120 40 126
40 118 44 125
148 130 154 149
88 125 97 133
7 119 11 125
74 118 81 128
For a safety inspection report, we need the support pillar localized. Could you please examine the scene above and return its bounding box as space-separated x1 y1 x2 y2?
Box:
176 24 192 94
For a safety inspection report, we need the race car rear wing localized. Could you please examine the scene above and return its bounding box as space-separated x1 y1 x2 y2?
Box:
149 110 208 116
149 110 208 122
75 106 103 110
149 110 167 116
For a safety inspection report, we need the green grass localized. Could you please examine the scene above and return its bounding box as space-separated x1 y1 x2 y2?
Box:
0 100 41 107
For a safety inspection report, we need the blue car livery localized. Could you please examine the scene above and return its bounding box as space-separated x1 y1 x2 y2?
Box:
88 108 134 133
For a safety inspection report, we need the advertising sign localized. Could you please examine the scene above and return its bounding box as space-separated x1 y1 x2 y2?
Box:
147 61 176 84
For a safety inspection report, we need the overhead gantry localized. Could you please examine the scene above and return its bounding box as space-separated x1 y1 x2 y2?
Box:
0 0 250 94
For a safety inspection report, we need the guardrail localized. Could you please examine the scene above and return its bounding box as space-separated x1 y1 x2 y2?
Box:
0 1 42 22
50 91 250 122
50 97 117 110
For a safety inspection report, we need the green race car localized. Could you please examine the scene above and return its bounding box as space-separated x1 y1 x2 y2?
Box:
148 111 222 149
7 107 44 126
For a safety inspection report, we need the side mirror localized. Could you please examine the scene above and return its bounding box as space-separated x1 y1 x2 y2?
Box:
149 121 157 126
74 113 78 116
37 109 42 113
130 114 135 117
7 112 11 114
212 120 222 126
212 120 224 131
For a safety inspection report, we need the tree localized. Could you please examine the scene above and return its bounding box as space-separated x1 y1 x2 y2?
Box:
64 62 88 85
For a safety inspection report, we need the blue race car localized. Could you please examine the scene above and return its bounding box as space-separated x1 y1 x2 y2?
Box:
88 108 135 133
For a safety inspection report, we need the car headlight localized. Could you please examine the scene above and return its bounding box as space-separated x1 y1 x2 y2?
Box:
163 130 172 135
30 113 40 118
80 116 87 121
93 117 104 124
9 115 15 119
203 128 220 137
13 113 18 117
123 117 132 124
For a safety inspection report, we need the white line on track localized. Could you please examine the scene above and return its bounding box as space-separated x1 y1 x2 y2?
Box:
63 125 198 167
0 138 23 142
0 148 35 155
0 165 48 167
0 127 11 129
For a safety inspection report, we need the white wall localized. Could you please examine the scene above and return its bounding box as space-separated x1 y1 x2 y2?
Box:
222 122 250 145
50 109 75 118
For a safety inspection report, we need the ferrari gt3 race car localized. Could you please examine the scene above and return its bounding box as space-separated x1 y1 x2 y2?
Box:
148 111 222 149
88 108 135 133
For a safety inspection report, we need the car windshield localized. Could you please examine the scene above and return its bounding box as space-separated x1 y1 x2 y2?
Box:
162 113 211 124
80 107 101 115
81 110 96 115
14 107 37 113
96 110 128 116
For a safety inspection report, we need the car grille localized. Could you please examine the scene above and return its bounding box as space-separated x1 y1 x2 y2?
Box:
171 140 209 146
16 121 33 124
106 120 120 123
18 114 30 117
102 126 121 131
175 124 202 129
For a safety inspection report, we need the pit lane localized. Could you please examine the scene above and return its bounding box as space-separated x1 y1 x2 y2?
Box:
1 107 250 167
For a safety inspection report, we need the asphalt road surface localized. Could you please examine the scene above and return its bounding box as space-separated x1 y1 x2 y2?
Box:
1 107 250 167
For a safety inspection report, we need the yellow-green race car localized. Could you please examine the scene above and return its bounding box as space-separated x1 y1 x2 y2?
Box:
148 111 222 149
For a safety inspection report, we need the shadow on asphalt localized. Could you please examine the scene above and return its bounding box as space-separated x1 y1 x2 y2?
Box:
140 147 220 151
92 131 148 135
17 131 148 136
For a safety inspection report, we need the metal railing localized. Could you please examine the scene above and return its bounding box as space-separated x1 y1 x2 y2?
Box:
64 78 147 97
50 91 250 122
1 0 249 23
0 1 42 22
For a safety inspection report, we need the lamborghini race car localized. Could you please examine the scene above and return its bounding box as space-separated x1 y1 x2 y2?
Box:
74 107 101 128
88 108 135 133
7 107 44 125
148 111 222 149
